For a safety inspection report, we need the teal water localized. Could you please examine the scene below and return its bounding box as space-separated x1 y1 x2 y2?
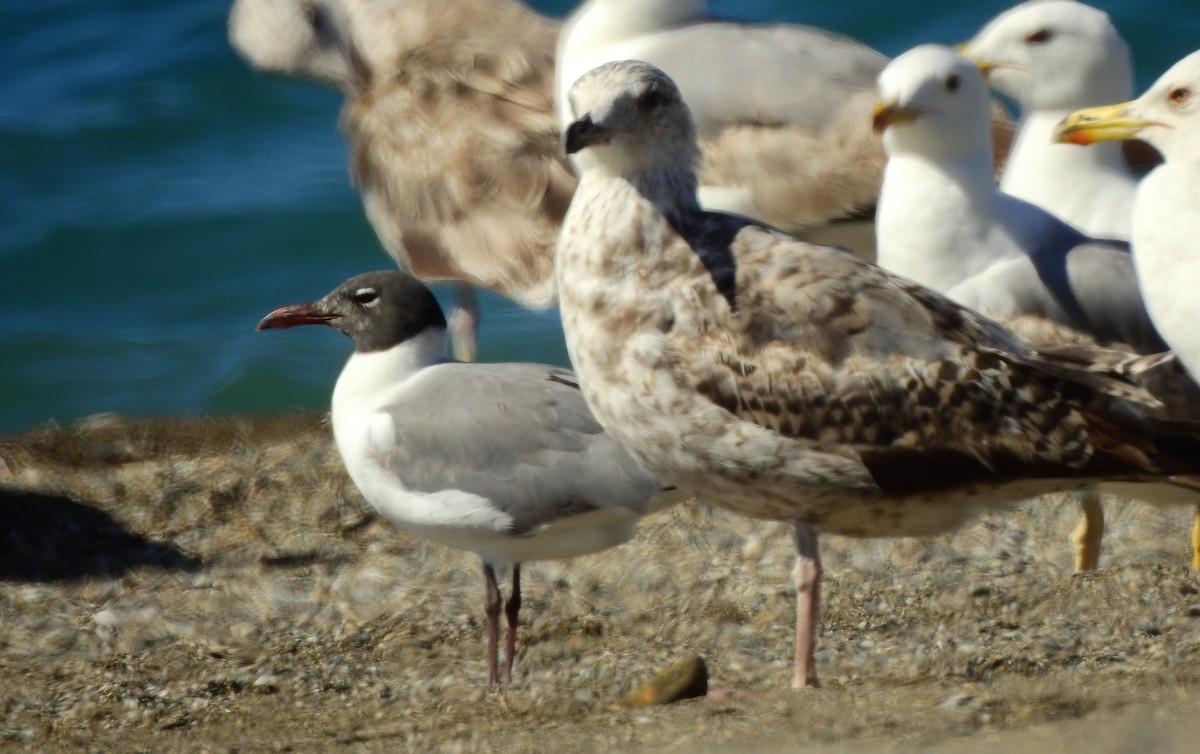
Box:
2 0 1196 433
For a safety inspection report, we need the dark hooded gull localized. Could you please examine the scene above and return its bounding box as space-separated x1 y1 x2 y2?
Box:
961 0 1140 241
257 269 672 684
556 0 1017 256
230 0 574 362
555 59 1200 688
1057 49 1200 568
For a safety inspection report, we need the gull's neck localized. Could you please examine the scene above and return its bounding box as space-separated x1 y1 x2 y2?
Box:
632 162 702 232
333 327 449 417
877 149 1004 292
1002 110 1136 239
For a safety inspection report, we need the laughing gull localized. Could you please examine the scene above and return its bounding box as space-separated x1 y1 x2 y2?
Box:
555 59 1200 689
961 0 1140 241
230 0 573 361
873 45 1170 571
556 0 1017 257
1057 49 1200 568
257 270 671 684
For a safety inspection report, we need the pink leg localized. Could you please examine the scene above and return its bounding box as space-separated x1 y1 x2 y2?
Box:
791 522 821 689
502 564 522 684
483 562 501 685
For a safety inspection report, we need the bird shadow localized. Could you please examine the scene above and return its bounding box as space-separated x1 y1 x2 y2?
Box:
0 488 201 581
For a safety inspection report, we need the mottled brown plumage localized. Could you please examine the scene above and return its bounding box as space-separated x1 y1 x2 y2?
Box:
555 60 1200 688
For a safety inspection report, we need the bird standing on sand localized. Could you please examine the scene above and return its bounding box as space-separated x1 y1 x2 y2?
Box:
258 270 671 684
555 60 1200 689
1057 49 1200 568
872 44 1166 572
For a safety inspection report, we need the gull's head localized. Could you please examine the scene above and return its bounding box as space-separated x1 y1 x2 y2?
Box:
229 0 434 94
961 0 1132 110
564 60 698 177
1055 50 1200 166
257 270 448 354
229 0 356 89
874 45 993 161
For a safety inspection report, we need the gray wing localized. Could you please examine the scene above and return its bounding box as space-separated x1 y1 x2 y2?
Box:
954 205 1166 353
385 363 661 534
628 21 886 135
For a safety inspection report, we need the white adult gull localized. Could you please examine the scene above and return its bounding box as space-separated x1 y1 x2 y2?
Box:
230 0 574 362
961 0 1140 240
257 270 672 684
873 45 1161 351
555 59 1200 689
1057 49 1200 568
872 44 1171 571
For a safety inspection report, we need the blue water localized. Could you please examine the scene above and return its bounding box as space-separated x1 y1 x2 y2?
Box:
1 0 1196 433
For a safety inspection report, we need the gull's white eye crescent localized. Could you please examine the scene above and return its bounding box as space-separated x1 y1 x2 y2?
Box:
352 287 380 307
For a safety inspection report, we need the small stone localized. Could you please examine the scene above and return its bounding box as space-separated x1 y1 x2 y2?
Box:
740 534 766 561
620 655 707 707
92 609 120 629
253 673 280 693
939 693 976 709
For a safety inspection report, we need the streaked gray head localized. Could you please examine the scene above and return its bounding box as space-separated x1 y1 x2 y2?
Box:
563 60 699 176
257 269 447 353
963 0 1132 109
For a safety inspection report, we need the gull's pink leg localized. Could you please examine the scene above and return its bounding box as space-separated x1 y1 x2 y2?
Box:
791 522 821 689
483 562 502 685
503 564 522 684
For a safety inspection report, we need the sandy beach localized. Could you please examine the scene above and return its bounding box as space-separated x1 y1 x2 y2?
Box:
2 413 1199 752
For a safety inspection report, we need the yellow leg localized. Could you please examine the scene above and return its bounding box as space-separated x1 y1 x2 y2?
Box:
1071 491 1104 572
1191 506 1200 571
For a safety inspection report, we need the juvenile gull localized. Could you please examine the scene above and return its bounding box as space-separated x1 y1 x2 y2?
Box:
872 44 1172 570
257 270 671 684
1057 49 1200 567
556 60 1200 688
961 0 1140 240
230 0 575 361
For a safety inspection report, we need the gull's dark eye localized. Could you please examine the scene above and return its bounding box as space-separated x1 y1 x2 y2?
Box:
352 287 379 306
945 74 960 93
304 2 335 40
1169 86 1192 107
1025 29 1053 45
637 85 667 111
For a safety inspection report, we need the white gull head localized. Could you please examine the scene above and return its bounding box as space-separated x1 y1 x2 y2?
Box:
874 45 994 163
963 0 1132 111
